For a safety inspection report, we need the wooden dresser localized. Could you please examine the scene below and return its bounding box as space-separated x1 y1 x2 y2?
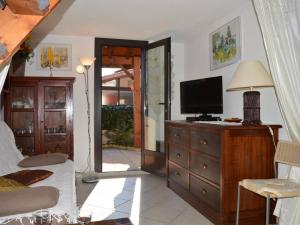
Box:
166 121 281 225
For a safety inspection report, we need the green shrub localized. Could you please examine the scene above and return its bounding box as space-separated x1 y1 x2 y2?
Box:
102 105 134 146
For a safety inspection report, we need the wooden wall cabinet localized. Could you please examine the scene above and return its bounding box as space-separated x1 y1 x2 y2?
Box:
4 77 74 159
166 121 281 225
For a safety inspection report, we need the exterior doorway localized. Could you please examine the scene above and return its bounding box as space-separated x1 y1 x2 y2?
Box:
94 38 171 175
100 47 142 172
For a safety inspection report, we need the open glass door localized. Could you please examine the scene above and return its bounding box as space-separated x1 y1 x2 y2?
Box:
142 38 171 175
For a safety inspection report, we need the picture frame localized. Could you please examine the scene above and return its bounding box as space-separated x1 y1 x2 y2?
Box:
36 43 72 71
210 17 241 71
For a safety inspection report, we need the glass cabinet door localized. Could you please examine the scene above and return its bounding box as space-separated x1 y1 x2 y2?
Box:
42 86 68 154
10 86 35 155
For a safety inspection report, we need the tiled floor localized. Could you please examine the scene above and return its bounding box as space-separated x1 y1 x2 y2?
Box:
102 148 141 172
76 174 213 225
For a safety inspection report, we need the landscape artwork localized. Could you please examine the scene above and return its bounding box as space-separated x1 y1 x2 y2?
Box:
37 43 72 71
210 17 241 70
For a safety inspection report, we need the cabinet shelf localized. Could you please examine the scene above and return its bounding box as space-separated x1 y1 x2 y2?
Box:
44 133 67 136
11 108 34 112
15 134 34 137
44 108 66 112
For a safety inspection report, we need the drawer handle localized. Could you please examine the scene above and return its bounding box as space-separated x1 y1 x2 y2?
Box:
202 163 208 169
201 188 207 195
176 153 181 158
176 172 181 176
200 139 208 145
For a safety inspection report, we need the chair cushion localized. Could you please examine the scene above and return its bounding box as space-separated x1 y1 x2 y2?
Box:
240 178 300 198
3 170 53 186
0 177 27 192
0 186 59 217
18 153 68 167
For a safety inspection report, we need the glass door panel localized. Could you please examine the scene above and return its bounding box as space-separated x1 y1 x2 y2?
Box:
144 45 165 152
44 86 66 109
11 87 34 109
11 111 35 156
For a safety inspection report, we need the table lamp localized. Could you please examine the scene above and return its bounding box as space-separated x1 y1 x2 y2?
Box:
227 61 274 125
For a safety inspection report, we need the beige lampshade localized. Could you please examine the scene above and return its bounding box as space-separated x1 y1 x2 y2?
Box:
80 57 96 66
227 61 274 91
76 65 85 74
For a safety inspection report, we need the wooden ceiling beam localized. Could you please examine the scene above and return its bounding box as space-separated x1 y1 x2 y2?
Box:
102 56 133 67
0 0 61 69
6 0 50 15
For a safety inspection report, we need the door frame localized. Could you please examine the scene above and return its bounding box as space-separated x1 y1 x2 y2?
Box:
94 38 148 172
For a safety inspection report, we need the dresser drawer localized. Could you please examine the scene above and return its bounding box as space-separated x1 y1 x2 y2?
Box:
190 151 220 185
190 130 221 157
190 175 220 211
168 126 189 147
169 162 189 189
169 144 188 168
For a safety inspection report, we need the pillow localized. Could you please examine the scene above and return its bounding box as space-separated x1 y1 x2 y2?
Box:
0 177 27 192
0 186 59 216
3 170 53 186
18 153 68 167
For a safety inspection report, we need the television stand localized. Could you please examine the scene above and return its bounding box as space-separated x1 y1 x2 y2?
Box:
186 114 221 122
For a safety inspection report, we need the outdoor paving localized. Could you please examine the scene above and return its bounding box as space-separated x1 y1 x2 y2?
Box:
102 148 141 172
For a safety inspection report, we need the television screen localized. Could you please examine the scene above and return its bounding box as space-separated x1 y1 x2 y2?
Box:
180 76 223 114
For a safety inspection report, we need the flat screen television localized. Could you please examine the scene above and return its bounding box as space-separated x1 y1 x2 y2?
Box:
180 76 223 117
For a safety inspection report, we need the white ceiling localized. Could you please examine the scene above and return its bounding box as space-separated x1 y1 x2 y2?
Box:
35 0 248 41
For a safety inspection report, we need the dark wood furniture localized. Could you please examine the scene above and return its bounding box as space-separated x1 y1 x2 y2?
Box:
166 120 281 225
4 77 74 159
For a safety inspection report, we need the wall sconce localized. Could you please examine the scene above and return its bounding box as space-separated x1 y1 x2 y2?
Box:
76 56 97 183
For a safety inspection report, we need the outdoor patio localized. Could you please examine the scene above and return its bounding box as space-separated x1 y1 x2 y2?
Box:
102 148 141 172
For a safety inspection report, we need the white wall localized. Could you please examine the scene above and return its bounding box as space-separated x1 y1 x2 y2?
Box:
183 0 287 139
171 42 185 120
25 34 95 172
25 34 185 170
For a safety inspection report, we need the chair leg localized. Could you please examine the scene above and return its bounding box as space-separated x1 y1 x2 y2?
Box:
266 194 270 225
236 184 241 225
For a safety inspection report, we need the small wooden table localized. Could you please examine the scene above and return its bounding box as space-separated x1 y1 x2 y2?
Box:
69 218 133 225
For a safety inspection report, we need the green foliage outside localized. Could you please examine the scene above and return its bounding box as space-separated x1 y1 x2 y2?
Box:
102 105 134 147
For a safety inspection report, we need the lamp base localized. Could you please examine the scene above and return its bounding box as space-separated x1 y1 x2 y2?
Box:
243 91 261 125
82 175 99 183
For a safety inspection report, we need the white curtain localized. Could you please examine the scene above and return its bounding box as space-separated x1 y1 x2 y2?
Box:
253 0 300 224
0 63 10 94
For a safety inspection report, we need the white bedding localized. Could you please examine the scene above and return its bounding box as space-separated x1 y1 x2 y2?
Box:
0 121 77 223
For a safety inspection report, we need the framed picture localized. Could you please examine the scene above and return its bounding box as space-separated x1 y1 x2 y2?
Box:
36 43 72 71
210 17 241 71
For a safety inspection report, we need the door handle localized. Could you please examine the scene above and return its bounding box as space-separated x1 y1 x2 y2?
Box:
158 102 165 105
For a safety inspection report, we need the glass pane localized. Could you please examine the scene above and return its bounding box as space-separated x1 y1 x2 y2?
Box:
102 80 117 87
120 77 133 88
44 87 66 109
102 90 118 105
15 137 34 156
45 135 67 154
44 111 66 134
12 112 34 135
144 45 165 152
119 91 133 105
11 87 34 109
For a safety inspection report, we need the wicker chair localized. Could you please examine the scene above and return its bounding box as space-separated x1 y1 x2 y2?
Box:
236 140 300 225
